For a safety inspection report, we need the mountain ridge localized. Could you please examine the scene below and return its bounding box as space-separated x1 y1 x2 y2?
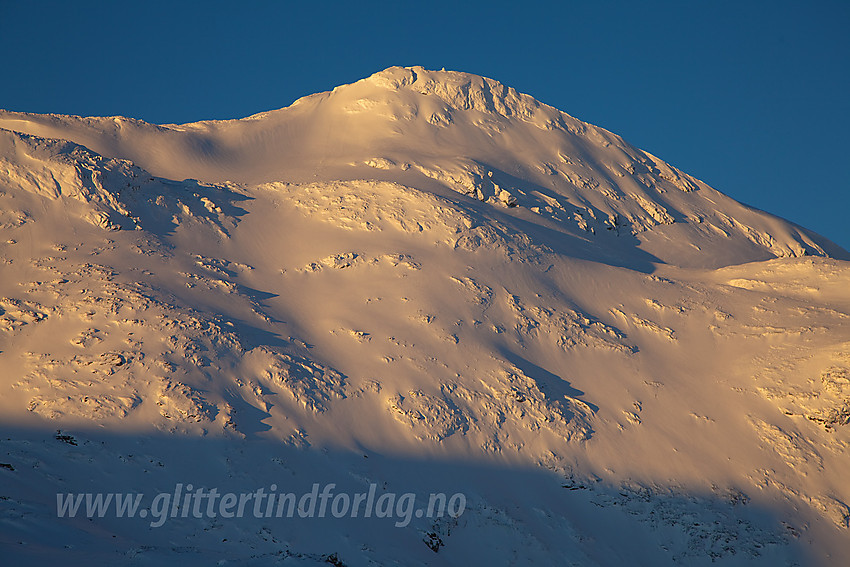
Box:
1 67 849 565
1 66 846 269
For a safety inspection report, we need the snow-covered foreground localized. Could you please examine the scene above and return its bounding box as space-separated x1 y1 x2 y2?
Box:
1 67 848 565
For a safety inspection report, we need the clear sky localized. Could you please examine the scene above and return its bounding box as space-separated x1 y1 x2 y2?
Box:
2 0 848 249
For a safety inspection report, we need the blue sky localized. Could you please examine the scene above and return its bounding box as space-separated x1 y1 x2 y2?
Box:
2 0 848 249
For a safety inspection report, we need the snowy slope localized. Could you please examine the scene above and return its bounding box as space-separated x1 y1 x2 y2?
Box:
2 66 844 269
1 67 849 566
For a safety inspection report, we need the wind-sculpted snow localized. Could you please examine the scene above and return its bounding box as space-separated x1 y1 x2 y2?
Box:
386 364 594 446
0 128 244 235
1 245 347 430
1 68 849 565
268 179 549 263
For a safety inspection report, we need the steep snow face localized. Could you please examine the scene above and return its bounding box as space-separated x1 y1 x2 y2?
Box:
1 66 844 269
1 69 849 565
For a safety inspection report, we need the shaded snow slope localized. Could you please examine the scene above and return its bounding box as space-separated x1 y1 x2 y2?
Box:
1 68 849 566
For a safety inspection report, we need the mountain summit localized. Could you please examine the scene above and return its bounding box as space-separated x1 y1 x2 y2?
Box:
1 68 849 565
1 66 845 269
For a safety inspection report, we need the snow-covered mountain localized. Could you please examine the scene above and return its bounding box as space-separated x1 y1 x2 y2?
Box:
1 66 848 565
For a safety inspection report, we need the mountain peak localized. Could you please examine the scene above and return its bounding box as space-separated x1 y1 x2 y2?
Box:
361 65 422 90
2 67 850 565
0 67 846 269
357 65 543 119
